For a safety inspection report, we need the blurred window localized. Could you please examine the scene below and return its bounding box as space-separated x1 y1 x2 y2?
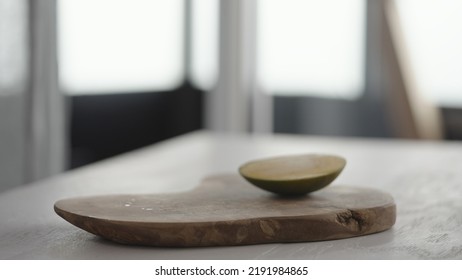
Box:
0 0 28 95
257 0 366 99
58 0 365 99
190 0 219 90
396 0 462 107
58 0 184 94
59 0 462 106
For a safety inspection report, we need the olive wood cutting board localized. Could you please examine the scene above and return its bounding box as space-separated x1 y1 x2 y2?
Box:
54 174 396 247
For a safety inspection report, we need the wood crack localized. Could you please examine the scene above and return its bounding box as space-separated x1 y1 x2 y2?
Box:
336 209 365 232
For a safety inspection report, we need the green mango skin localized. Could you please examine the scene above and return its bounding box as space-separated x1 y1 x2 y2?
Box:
239 154 346 195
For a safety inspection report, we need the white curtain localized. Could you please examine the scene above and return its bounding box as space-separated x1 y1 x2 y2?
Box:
0 0 65 191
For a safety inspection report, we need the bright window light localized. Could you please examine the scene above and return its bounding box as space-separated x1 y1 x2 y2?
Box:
396 0 462 107
190 0 219 90
257 0 365 99
0 0 28 95
58 0 184 94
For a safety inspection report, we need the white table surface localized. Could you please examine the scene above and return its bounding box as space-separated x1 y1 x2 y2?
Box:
1 131 461 259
